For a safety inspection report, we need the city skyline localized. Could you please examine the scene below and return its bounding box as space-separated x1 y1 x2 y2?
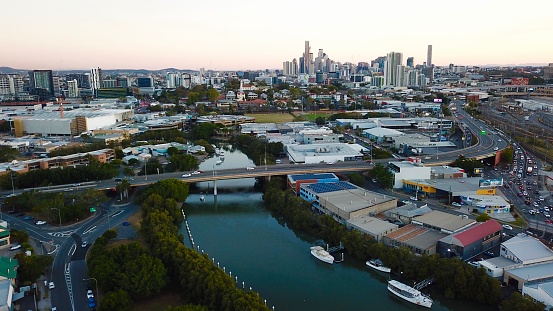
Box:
3 0 552 71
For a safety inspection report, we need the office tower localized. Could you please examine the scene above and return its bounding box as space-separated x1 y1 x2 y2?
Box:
544 63 553 80
427 45 432 67
28 70 54 98
406 57 414 68
0 74 24 95
292 58 298 76
136 76 154 88
91 67 102 90
383 52 403 86
303 41 311 74
116 77 130 87
182 74 191 88
67 79 79 98
66 73 91 89
166 72 177 88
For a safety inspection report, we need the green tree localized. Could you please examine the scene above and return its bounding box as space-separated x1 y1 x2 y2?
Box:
207 88 220 102
348 173 365 187
191 123 217 140
0 146 19 162
188 92 200 104
315 116 326 126
14 254 53 284
123 167 135 177
98 289 132 311
167 146 179 156
476 213 491 222
502 292 546 311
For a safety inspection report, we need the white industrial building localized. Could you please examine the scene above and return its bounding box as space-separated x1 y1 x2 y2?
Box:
12 108 133 137
388 160 431 188
287 143 365 164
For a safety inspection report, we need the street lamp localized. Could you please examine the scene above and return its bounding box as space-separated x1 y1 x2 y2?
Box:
51 208 61 227
83 277 99 302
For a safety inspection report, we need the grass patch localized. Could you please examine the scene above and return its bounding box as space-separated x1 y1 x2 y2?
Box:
295 112 336 122
132 289 188 311
244 113 294 124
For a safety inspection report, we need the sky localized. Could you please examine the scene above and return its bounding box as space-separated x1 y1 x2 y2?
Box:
3 0 553 71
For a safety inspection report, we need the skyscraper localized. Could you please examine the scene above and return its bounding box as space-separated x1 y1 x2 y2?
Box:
0 74 24 96
384 52 403 86
406 57 414 68
91 67 103 90
28 70 54 98
427 45 432 67
302 41 311 74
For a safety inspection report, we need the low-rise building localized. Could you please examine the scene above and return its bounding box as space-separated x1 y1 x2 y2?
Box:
299 181 397 222
436 220 503 260
382 224 447 255
287 173 339 194
287 143 364 164
388 160 431 189
346 215 398 242
387 203 433 225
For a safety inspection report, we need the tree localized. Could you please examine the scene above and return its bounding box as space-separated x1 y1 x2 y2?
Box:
167 146 179 156
207 88 220 102
191 123 217 140
476 213 491 222
123 167 135 177
98 289 132 311
165 306 208 311
188 92 200 104
0 146 19 162
116 179 132 200
14 254 53 284
348 173 365 187
315 116 326 126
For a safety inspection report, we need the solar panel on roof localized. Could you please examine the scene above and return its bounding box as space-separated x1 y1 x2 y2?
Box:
291 173 336 181
307 181 356 193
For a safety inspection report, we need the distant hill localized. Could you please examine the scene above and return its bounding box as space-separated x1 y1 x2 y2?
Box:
0 67 195 75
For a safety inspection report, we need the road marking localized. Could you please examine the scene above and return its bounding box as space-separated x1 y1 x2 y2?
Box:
83 226 96 235
70 244 76 256
65 262 75 311
48 231 74 237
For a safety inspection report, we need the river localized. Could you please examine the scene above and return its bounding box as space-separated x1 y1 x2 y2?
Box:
180 145 493 311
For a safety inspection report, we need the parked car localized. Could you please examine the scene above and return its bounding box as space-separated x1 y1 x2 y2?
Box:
9 244 21 251
122 221 130 226
452 202 462 207
81 241 88 248
86 289 94 299
246 167 255 170
484 251 495 257
48 282 55 289
502 224 513 230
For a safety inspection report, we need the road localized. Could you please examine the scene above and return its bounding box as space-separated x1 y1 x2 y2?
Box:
4 198 138 311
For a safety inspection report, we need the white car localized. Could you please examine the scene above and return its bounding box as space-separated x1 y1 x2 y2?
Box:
9 244 21 251
81 241 88 248
493 147 498 151
246 167 255 170
48 282 55 289
409 196 418 201
182 173 192 178
502 224 513 230
35 220 46 225
452 202 462 207
87 289 94 299
191 171 201 175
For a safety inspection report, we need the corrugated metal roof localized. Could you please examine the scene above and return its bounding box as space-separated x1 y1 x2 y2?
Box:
453 220 502 246
503 235 553 263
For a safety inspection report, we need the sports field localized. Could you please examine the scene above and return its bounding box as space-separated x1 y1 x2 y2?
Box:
245 113 295 124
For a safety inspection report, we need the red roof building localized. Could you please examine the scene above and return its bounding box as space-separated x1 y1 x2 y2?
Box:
437 219 503 260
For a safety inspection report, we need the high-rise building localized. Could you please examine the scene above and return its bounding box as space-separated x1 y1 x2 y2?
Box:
384 52 403 86
406 57 414 68
116 77 130 87
66 73 91 89
136 76 153 88
67 79 79 98
427 45 432 67
166 72 178 88
283 59 298 76
544 63 553 81
0 74 24 95
302 41 311 74
28 70 54 98
91 67 103 90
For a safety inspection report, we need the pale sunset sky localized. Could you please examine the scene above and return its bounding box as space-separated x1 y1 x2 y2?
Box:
3 0 552 71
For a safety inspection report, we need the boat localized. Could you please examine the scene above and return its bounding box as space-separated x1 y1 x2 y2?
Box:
366 259 391 273
387 280 433 308
216 160 223 165
199 195 205 202
219 150 225 158
310 246 334 264
215 148 220 155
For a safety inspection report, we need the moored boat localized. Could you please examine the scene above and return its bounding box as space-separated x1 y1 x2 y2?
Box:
366 259 391 273
387 280 432 308
310 246 334 264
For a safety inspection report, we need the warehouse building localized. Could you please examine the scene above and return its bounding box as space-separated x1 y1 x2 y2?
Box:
299 181 397 222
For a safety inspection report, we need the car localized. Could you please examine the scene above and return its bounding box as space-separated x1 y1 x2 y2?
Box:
545 213 551 218
23 216 33 220
484 251 495 257
122 221 130 226
467 261 479 268
534 172 538 176
502 224 513 230
539 196 545 201
182 173 192 178
87 289 94 299
535 190 540 194
88 298 96 308
545 219 553 224
275 159 282 164
534 165 538 169
326 161 334 165
9 244 21 251
452 202 462 207
533 202 540 207
81 241 88 248
504 184 510 188
52 308 57 311
191 171 201 175
35 220 46 225
493 147 499 151
517 192 524 197
372 179 377 183
529 210 537 215
246 167 255 170
48 281 55 289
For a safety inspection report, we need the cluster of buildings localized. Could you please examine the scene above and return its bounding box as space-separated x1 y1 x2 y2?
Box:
288 172 553 307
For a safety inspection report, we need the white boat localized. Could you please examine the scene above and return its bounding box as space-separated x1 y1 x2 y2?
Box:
387 280 433 308
219 150 225 158
310 246 334 264
366 259 391 273
216 160 223 165
215 148 220 155
199 195 205 202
